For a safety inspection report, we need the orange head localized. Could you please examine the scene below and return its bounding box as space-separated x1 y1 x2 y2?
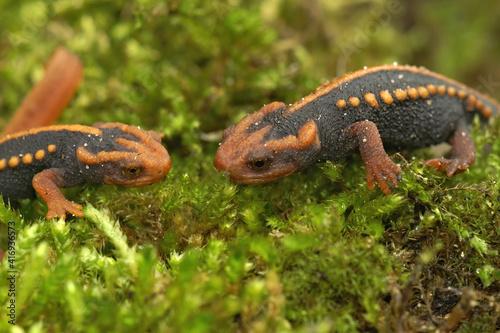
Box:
76 122 172 187
214 102 321 184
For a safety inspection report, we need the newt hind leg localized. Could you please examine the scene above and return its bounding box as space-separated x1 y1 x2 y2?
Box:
425 126 475 176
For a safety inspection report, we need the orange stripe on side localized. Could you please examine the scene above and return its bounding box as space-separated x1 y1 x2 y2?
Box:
0 125 102 145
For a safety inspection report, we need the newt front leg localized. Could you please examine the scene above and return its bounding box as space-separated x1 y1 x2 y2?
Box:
344 121 402 194
32 168 84 219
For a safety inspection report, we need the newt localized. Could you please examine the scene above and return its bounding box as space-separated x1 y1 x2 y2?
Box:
214 64 500 194
0 122 171 219
1 48 171 220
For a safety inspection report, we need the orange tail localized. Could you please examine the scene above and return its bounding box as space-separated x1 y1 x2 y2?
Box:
1 47 83 137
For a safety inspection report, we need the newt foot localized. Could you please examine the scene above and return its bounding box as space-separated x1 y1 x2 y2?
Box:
425 158 470 177
46 199 84 220
365 156 402 195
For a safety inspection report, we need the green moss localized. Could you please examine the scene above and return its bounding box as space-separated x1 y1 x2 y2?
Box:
1 0 500 331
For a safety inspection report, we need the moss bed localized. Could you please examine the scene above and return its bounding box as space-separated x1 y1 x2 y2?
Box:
0 1 499 332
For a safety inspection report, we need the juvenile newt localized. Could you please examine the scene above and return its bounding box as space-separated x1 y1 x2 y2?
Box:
214 65 500 194
0 122 171 219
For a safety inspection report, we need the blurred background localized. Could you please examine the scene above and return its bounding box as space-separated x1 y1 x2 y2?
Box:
1 0 499 157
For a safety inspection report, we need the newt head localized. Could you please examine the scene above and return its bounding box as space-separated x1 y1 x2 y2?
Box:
214 102 321 184
77 123 172 187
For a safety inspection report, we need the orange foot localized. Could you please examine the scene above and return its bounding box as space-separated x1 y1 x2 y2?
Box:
46 199 84 220
365 155 402 195
425 158 471 177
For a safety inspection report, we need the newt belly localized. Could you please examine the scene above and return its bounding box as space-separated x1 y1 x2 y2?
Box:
214 64 500 194
0 122 171 219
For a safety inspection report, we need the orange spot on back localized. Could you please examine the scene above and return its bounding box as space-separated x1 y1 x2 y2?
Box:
379 91 394 105
35 150 46 160
48 144 56 153
22 154 33 164
481 106 492 118
475 100 483 111
0 159 6 170
437 85 446 95
349 97 360 107
417 86 429 98
364 93 379 108
457 90 467 99
8 156 20 168
466 95 477 111
336 99 347 108
447 86 456 97
426 84 437 95
393 89 407 101
406 87 419 99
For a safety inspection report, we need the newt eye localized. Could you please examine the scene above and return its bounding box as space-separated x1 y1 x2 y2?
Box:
247 151 273 171
122 166 142 178
248 159 271 171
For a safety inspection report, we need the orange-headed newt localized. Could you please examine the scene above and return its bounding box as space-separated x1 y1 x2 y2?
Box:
0 122 171 219
214 65 500 194
1 49 171 219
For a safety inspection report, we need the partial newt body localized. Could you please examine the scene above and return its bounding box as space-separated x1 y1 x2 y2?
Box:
1 47 83 137
214 65 500 193
0 122 171 219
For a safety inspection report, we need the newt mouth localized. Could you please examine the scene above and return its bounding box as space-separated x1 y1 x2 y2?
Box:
105 178 166 187
214 153 298 184
225 170 297 184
